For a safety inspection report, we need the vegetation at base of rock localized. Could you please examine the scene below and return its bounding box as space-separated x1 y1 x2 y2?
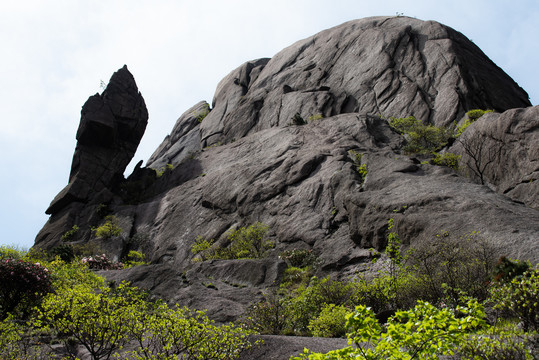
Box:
308 113 324 121
307 304 351 338
292 299 488 359
124 250 148 267
92 215 122 239
388 116 452 154
191 222 274 261
0 245 257 360
431 151 461 170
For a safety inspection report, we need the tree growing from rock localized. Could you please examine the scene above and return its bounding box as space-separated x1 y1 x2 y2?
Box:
458 132 504 185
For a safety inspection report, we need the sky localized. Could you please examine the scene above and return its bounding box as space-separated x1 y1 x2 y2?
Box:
1 0 538 250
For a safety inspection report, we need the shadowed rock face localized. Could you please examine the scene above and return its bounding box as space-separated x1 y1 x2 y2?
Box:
36 17 538 323
36 65 148 250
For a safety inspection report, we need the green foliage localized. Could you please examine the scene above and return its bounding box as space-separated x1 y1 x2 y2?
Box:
126 303 257 359
195 103 210 123
0 258 53 320
432 152 461 170
493 256 531 282
307 304 351 338
280 266 312 290
308 113 324 121
61 224 79 242
279 248 317 268
389 116 452 154
349 150 367 183
454 109 493 136
154 163 174 177
124 250 148 267
35 282 148 360
50 243 76 262
0 244 26 260
228 222 274 258
191 236 216 261
291 112 308 125
410 231 498 307
92 215 122 239
458 329 536 360
292 299 487 359
490 266 539 332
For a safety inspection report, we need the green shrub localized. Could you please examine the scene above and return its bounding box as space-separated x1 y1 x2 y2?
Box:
127 303 257 359
92 215 122 239
195 103 210 123
308 113 324 121
279 248 317 268
0 245 26 260
35 282 149 360
409 231 498 307
0 258 53 320
308 304 350 338
490 266 539 332
124 250 147 267
61 224 79 242
389 116 452 154
292 299 486 359
241 289 290 335
432 152 461 170
228 222 273 259
455 109 493 136
349 150 367 183
191 236 216 261
281 266 312 290
50 243 76 262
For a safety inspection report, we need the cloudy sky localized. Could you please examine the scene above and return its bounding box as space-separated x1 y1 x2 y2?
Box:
1 0 538 249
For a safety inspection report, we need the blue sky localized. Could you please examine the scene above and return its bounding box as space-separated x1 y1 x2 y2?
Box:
1 0 538 249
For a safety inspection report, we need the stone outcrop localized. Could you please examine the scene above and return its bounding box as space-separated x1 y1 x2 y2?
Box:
449 106 539 209
36 17 538 323
36 65 148 251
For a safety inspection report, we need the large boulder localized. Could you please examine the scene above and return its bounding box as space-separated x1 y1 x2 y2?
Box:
196 16 529 147
35 17 538 322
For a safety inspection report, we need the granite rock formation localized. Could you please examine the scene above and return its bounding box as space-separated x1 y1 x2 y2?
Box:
36 17 538 325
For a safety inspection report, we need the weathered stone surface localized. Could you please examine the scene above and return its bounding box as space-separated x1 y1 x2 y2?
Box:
198 16 529 147
449 106 539 209
36 65 148 248
36 17 539 325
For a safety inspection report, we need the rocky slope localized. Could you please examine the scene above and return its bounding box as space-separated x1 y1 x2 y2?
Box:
36 16 538 325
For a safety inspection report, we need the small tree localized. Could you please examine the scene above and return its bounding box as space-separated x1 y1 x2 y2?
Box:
458 132 503 185
92 215 122 239
35 282 147 360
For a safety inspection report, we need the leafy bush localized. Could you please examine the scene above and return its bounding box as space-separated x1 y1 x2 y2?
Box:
81 253 124 270
61 224 79 242
490 266 539 332
292 299 486 359
409 231 498 307
281 266 312 290
455 109 493 136
124 250 148 267
35 282 148 360
50 243 76 262
432 152 461 170
389 116 452 154
194 223 274 261
92 215 122 239
242 289 290 335
307 304 350 338
0 258 53 320
126 302 257 359
279 248 317 268
349 150 367 183
228 222 274 259
0 245 26 260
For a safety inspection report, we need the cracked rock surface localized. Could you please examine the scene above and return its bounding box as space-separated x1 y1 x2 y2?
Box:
36 17 538 323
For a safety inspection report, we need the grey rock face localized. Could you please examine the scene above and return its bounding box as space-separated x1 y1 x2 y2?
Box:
197 16 529 148
36 17 538 322
36 65 148 248
450 106 539 209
